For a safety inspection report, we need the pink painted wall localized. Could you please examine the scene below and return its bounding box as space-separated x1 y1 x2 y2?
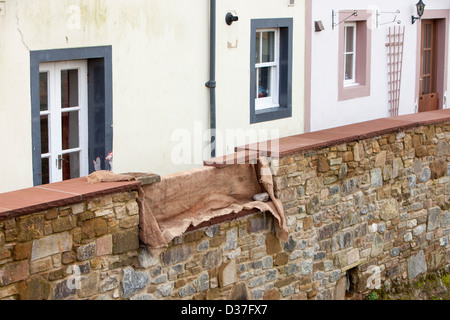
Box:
306 0 450 132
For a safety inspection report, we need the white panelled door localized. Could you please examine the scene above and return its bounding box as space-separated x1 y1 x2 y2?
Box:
39 60 88 184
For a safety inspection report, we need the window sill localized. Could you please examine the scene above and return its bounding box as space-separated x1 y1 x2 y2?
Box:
255 103 280 112
344 82 360 88
251 105 292 124
338 83 370 101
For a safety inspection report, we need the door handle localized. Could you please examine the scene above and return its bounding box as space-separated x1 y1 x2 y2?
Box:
57 155 62 170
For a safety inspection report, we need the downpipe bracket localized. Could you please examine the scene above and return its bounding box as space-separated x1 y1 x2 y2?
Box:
205 80 216 88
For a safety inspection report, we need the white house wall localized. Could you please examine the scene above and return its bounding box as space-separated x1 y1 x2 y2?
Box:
0 0 306 193
308 0 450 132
215 0 305 155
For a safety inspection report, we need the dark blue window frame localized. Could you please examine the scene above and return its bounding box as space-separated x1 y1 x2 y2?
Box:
30 46 113 186
250 18 293 124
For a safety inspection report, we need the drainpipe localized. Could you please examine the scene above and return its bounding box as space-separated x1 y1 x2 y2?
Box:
205 0 217 158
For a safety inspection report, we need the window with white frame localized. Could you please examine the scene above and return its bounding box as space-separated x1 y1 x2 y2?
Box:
254 28 279 110
250 18 292 124
344 22 357 86
338 12 371 101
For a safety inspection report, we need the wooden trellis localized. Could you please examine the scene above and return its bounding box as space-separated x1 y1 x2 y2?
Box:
386 25 405 117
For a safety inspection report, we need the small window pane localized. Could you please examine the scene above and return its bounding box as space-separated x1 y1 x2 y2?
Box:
255 32 261 64
344 54 354 81
257 67 272 98
61 69 79 108
40 115 49 154
62 152 80 181
424 51 427 74
39 72 48 111
345 26 355 53
61 111 79 150
262 31 275 63
41 157 49 185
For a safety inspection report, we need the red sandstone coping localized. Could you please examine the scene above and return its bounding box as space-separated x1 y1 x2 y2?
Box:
0 177 140 221
204 109 450 167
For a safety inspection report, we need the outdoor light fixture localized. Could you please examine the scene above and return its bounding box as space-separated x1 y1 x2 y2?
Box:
411 0 425 24
225 12 238 25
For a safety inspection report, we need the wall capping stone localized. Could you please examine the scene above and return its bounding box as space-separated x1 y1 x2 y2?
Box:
205 110 450 165
0 177 141 221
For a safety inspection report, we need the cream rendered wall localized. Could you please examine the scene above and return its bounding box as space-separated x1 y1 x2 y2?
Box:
309 0 450 132
215 0 305 156
0 0 306 193
0 0 210 193
0 0 35 193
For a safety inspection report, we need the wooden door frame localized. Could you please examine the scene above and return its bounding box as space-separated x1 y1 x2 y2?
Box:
415 10 449 112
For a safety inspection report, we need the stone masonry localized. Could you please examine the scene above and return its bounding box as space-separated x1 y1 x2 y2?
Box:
0 121 449 300
0 191 141 300
270 122 450 299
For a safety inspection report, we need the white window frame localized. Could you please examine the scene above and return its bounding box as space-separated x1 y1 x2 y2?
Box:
255 28 280 111
39 60 88 183
343 22 358 87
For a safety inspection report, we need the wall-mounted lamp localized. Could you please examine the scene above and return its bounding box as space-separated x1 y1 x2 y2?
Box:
225 12 238 26
411 0 426 24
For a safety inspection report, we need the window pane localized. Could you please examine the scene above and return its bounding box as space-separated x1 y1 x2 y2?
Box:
255 68 259 99
255 32 261 64
61 111 79 150
257 67 272 98
41 157 49 185
345 26 355 53
40 115 49 154
39 72 48 111
262 31 275 63
422 76 427 95
62 152 80 180
344 54 354 81
423 51 427 75
61 69 79 108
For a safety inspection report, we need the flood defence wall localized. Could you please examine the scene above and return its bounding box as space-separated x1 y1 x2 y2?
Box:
1 111 450 300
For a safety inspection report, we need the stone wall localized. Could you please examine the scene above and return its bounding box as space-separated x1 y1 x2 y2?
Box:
0 191 141 300
0 119 449 300
0 188 295 300
270 122 450 299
